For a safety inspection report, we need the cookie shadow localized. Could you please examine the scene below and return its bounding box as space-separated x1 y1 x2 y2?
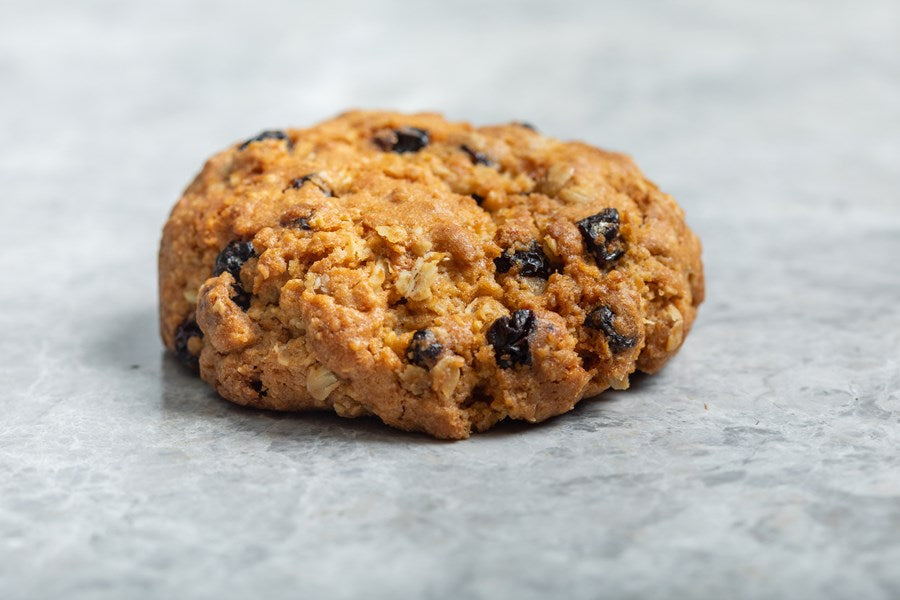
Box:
87 304 163 372
622 370 653 392
478 390 625 438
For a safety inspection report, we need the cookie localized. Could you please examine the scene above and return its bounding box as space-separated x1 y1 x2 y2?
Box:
158 110 704 439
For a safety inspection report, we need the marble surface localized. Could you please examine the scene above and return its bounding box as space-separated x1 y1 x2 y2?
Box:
2 0 899 598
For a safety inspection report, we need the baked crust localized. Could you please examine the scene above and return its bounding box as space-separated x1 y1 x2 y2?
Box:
159 111 704 439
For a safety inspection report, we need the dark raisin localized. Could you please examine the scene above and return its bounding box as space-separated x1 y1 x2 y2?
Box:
213 240 255 279
230 283 252 311
405 329 443 369
461 144 495 166
514 121 537 131
238 130 290 150
249 379 267 398
289 173 332 197
289 216 312 230
577 208 626 268
280 210 314 229
471 194 485 205
585 305 636 353
173 317 203 372
374 127 429 153
487 309 537 368
494 241 554 279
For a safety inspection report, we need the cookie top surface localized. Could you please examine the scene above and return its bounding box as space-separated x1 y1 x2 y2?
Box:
159 110 704 439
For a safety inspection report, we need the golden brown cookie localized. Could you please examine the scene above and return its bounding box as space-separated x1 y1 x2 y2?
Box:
158 110 704 439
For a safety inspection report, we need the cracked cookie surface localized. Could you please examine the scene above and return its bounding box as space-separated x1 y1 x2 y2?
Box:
159 110 704 439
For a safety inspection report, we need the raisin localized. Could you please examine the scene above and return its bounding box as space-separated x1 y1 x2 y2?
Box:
250 379 267 398
288 216 312 230
289 173 332 197
280 210 314 229
585 305 636 353
213 240 255 279
230 283 252 311
577 208 626 268
214 242 256 310
173 317 203 372
461 144 495 166
494 241 554 279
487 309 537 368
471 194 485 205
374 127 429 153
238 130 290 150
405 329 443 368
514 121 537 131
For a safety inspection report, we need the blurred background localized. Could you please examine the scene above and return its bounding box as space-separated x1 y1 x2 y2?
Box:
1 0 898 598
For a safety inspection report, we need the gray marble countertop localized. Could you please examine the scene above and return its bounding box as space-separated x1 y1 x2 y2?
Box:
2 1 898 598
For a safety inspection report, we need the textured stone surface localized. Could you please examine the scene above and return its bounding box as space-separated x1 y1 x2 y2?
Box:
1 0 898 598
